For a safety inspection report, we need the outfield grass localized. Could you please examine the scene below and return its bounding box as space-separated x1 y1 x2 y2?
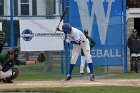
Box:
99 73 140 79
16 62 105 81
16 63 65 81
1 86 140 93
15 62 140 81
1 63 140 92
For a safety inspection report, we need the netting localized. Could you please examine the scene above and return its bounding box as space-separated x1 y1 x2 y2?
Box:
0 0 127 81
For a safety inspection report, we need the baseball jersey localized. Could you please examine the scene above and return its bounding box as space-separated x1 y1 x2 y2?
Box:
68 27 87 42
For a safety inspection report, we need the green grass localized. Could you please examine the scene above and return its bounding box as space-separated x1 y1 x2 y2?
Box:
16 62 105 81
1 86 140 93
16 74 65 81
16 63 65 81
2 63 140 92
15 62 140 81
99 73 140 79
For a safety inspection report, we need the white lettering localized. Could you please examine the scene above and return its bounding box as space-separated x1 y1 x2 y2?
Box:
103 49 109 57
116 49 121 57
92 50 96 57
110 49 115 57
92 49 121 57
97 50 102 57
75 0 115 44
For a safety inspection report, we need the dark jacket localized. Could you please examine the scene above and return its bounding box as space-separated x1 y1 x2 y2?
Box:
127 35 140 54
0 44 3 53
81 36 96 56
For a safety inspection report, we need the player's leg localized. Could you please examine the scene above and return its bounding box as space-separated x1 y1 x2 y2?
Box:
131 58 136 73
65 45 80 81
137 53 140 72
3 68 19 83
82 45 93 74
131 53 137 73
80 56 86 75
0 69 12 79
134 56 138 73
82 45 94 81
86 65 90 74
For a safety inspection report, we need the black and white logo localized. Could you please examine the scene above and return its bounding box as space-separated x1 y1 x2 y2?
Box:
21 29 34 41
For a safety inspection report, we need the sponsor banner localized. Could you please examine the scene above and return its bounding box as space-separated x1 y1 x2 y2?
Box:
20 20 64 51
69 0 123 65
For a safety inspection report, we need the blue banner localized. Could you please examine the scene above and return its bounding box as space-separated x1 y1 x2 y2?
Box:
68 0 123 66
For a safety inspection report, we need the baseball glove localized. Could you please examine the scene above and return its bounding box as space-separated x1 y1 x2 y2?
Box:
37 52 46 62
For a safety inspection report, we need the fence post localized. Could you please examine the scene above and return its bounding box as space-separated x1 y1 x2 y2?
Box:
44 51 53 72
60 50 64 74
123 0 128 73
10 0 14 47
63 0 69 75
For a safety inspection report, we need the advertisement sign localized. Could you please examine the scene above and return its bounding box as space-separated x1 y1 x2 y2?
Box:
69 0 123 65
20 20 64 51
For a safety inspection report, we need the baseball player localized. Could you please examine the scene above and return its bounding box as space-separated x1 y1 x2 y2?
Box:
0 48 45 83
56 23 95 81
0 30 17 83
80 29 96 75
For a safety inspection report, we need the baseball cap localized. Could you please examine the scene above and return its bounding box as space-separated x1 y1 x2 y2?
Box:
132 29 137 32
84 29 88 33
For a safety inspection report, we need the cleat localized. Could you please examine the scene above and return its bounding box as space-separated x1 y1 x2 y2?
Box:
90 75 95 81
80 73 84 76
88 73 91 75
2 79 13 83
65 75 71 81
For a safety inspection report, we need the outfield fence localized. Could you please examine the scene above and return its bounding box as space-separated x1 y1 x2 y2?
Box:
0 0 128 77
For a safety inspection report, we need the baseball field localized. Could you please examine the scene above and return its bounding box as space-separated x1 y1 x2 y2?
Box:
0 63 140 93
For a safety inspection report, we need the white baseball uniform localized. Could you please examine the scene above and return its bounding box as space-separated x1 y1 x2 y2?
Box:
67 27 92 64
0 69 12 79
80 56 90 73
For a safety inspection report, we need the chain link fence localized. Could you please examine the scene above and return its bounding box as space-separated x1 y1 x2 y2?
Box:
0 0 126 80
0 0 67 77
1 0 62 47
